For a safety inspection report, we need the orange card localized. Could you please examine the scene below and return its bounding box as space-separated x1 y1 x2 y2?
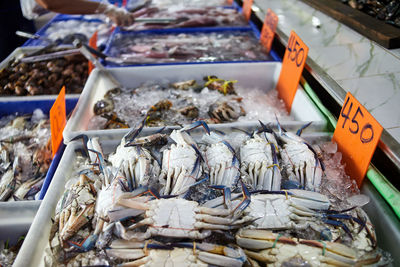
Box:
260 9 278 53
88 31 98 74
333 92 383 187
276 30 309 112
50 86 66 157
242 0 253 21
227 0 233 5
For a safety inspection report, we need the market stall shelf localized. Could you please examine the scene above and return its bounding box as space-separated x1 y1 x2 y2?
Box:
62 62 327 143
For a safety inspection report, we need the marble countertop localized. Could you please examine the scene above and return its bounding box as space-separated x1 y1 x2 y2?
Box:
254 0 400 144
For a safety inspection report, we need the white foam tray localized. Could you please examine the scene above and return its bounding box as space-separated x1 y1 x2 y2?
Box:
0 47 81 101
63 62 328 143
14 129 332 267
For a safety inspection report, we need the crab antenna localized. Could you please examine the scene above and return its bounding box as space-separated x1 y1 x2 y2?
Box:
124 115 147 147
275 114 287 134
71 134 89 157
296 122 312 136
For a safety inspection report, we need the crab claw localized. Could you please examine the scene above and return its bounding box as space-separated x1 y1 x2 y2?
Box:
71 134 89 157
181 120 210 135
210 185 232 210
296 122 312 136
234 181 251 214
124 116 147 147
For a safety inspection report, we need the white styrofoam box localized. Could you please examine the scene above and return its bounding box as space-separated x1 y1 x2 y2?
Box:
14 129 332 267
63 62 328 143
0 47 81 101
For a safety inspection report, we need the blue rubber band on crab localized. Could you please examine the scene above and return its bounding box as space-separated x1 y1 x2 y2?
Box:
71 134 89 157
124 116 147 147
296 122 313 136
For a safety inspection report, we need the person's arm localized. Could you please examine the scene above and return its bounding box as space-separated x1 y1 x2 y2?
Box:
35 0 101 14
35 0 135 26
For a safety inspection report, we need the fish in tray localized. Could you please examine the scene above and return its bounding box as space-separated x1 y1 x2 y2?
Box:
45 121 391 266
106 31 270 64
0 109 51 201
0 48 88 96
125 6 248 30
88 76 291 130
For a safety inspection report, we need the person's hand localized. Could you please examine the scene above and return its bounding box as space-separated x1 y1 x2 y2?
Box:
97 2 135 27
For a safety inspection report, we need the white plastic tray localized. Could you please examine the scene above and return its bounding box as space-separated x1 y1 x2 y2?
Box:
14 130 332 267
63 62 328 143
0 47 81 101
14 130 400 266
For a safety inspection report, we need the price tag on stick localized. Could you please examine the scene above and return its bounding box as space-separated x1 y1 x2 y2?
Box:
276 31 309 112
260 9 278 53
242 0 253 21
333 92 383 187
50 86 66 157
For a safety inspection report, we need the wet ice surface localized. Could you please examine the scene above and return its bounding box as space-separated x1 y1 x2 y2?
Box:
107 31 271 64
88 81 291 130
319 141 361 210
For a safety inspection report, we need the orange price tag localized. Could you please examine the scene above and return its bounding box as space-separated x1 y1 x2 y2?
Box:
276 30 309 112
242 0 253 21
260 9 278 53
88 31 98 75
50 86 66 157
227 0 233 5
333 92 383 187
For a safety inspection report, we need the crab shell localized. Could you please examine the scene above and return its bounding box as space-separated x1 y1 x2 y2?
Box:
279 132 323 192
203 133 239 188
108 141 160 190
116 197 253 241
108 243 246 267
236 229 381 267
240 133 281 191
160 130 203 196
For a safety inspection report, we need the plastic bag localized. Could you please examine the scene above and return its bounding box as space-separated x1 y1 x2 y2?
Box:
20 0 49 19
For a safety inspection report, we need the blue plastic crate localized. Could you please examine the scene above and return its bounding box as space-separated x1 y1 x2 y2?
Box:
103 26 280 67
0 98 78 200
23 15 104 47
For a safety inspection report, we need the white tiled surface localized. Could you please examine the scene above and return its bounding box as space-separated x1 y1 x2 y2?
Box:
254 0 400 144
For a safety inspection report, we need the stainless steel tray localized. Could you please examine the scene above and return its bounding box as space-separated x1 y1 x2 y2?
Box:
63 62 329 143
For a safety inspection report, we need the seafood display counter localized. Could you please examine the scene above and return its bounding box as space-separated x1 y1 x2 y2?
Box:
14 126 390 266
63 62 327 142
1 0 400 265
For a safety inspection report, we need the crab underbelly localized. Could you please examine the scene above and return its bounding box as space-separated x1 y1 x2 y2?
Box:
247 196 291 229
149 199 198 237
